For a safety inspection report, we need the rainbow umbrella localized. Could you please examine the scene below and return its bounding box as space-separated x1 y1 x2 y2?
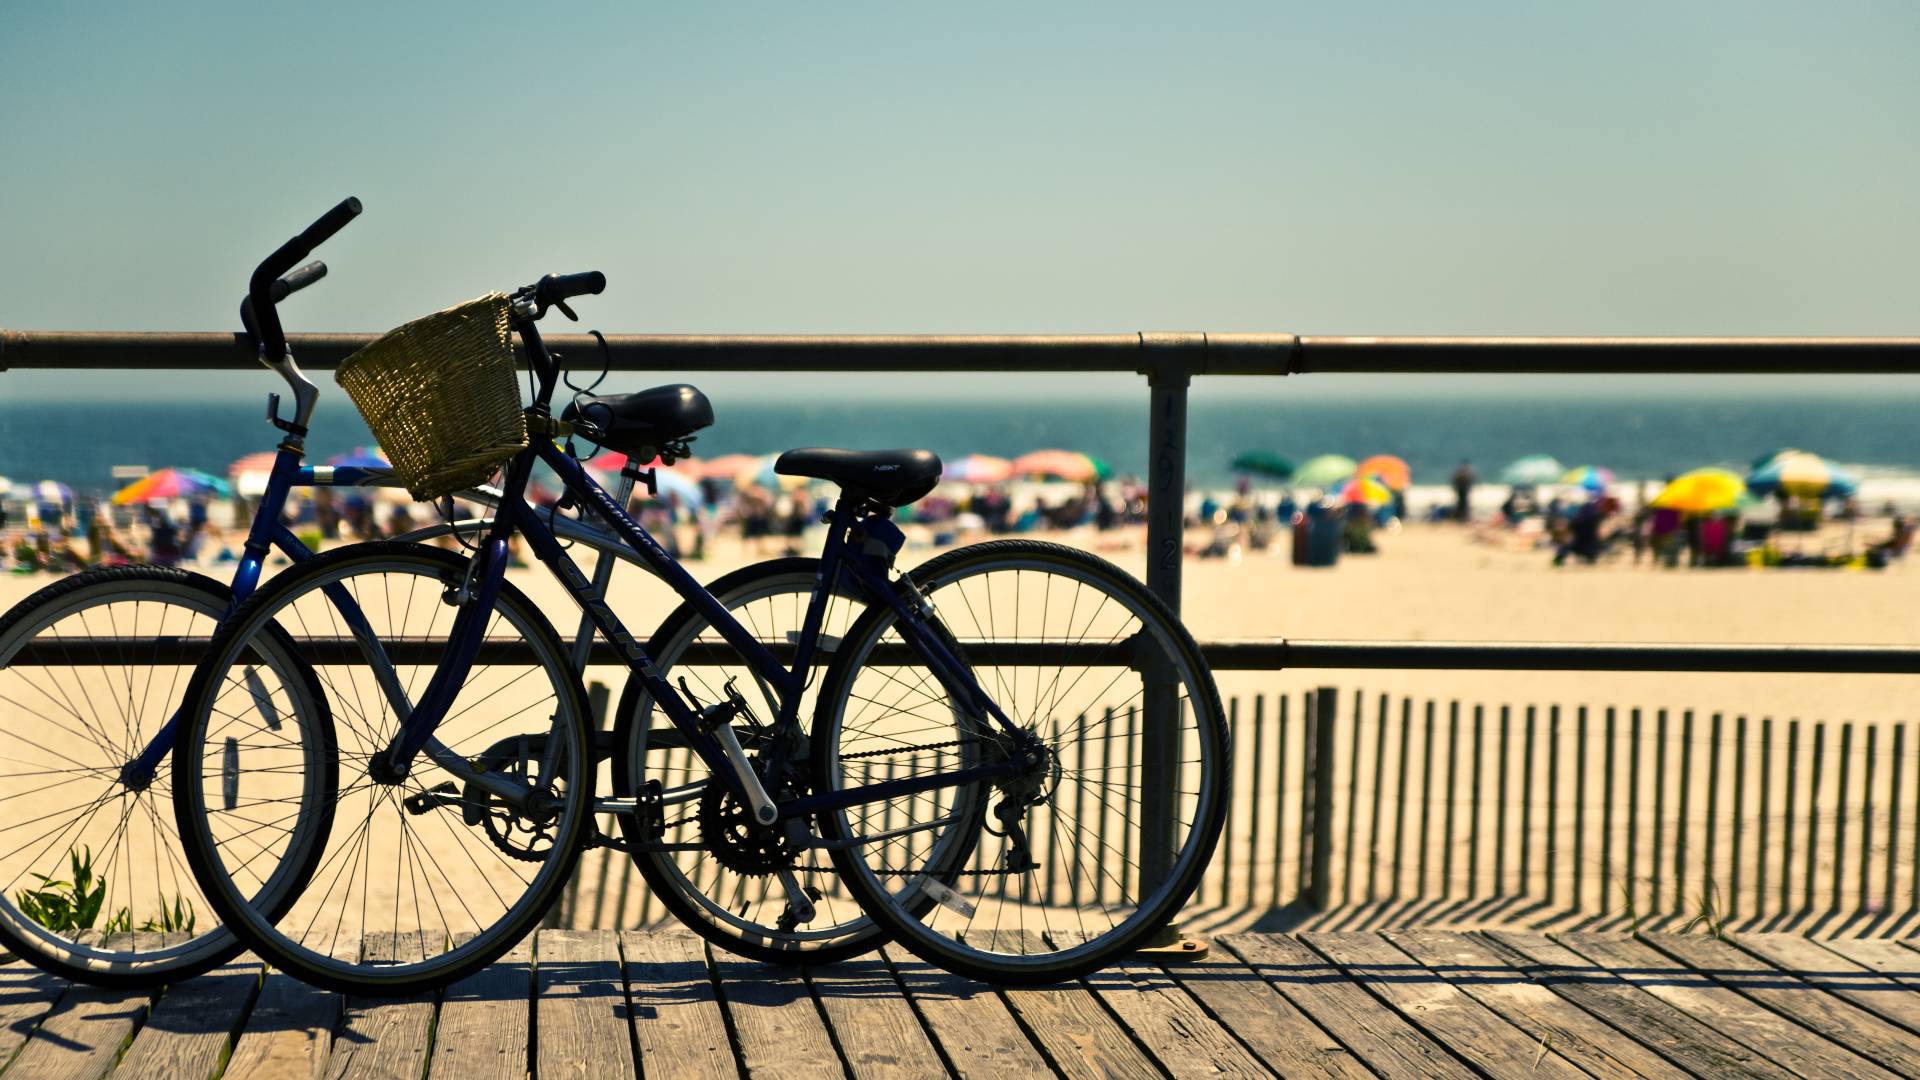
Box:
1012 450 1110 482
1334 474 1394 506
1747 451 1857 500
112 468 229 505
1500 455 1566 487
1230 450 1295 480
1354 454 1411 491
327 446 389 469
1293 454 1357 490
1560 465 1616 492
943 454 1014 484
1651 468 1746 514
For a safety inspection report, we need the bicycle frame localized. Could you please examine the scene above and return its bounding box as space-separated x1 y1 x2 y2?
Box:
374 318 1035 825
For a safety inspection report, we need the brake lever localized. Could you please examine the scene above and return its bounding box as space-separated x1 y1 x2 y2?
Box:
553 298 579 322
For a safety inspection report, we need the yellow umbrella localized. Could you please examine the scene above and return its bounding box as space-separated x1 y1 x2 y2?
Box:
1650 468 1745 514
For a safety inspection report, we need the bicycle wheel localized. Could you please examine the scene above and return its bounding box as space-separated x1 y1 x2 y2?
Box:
0 566 329 986
813 540 1228 983
173 542 593 995
610 557 885 963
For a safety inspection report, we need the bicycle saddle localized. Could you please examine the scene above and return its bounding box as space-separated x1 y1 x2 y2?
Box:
775 447 943 506
563 384 714 458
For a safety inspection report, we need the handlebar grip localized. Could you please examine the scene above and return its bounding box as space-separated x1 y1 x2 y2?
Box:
272 260 328 302
538 271 607 303
296 197 362 251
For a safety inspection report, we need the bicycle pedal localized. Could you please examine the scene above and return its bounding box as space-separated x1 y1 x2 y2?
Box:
403 782 460 815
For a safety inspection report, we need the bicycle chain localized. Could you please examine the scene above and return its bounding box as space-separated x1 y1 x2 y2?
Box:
840 737 980 761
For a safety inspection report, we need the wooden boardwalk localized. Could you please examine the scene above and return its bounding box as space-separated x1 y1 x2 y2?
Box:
0 930 1917 1078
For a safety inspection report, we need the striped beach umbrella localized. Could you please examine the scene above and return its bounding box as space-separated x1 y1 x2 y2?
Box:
1011 449 1110 482
1560 465 1616 492
1230 450 1295 480
1500 455 1566 487
943 454 1014 484
1747 451 1857 499
1651 468 1746 514
1354 454 1411 491
1293 454 1358 490
31 481 74 507
112 468 229 505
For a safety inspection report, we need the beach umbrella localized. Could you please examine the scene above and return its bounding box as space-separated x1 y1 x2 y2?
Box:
327 446 389 469
1560 465 1616 492
694 453 760 482
1333 474 1394 507
228 451 278 478
1751 447 1804 471
1292 454 1357 490
585 450 685 475
1011 449 1110 482
31 481 74 507
1499 454 1566 487
585 453 705 505
943 454 1014 484
1353 454 1411 491
1650 468 1746 514
112 467 229 505
1747 451 1857 500
745 454 809 492
0 476 11 498
1230 450 1295 480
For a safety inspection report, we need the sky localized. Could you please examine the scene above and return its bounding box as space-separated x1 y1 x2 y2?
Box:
2 1 1918 403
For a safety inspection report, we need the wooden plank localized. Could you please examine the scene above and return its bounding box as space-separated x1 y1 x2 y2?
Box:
1819 938 1920 989
1641 932 1920 1078
1155 949 1369 1079
951 930 1148 1080
1734 934 1920 1037
0 956 69 1068
808 953 947 1079
1046 929 1266 1080
1301 932 1585 1080
428 936 531 1080
222 965 341 1080
709 949 842 1079
114 957 261 1080
4 983 152 1080
535 929 634 1079
1220 934 1477 1080
326 932 435 1080
1482 931 1797 1080
1557 932 1898 1080
621 931 738 1080
881 945 1050 1079
1385 930 1688 1080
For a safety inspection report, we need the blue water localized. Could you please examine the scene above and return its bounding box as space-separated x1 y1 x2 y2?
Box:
2 393 1915 496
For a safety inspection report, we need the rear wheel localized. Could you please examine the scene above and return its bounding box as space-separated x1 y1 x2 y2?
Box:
173 542 593 995
813 540 1228 983
0 566 328 987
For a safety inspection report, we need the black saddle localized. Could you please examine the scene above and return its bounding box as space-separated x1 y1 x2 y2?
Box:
562 384 713 459
775 447 943 506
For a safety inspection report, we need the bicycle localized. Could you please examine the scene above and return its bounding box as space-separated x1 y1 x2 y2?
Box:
168 247 1230 993
0 199 879 985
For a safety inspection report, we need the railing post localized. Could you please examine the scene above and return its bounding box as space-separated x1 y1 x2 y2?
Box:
1137 334 1201 953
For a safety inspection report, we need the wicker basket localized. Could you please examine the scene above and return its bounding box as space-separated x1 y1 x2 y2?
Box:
334 293 528 501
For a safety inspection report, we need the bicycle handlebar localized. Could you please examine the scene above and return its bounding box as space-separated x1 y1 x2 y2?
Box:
273 259 328 301
248 196 361 358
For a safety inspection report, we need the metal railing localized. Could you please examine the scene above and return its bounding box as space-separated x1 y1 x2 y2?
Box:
9 325 1920 914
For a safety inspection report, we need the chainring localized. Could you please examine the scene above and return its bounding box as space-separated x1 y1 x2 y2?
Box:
463 735 564 863
698 781 799 876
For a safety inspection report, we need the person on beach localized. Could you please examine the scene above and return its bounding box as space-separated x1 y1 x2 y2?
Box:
1451 460 1475 522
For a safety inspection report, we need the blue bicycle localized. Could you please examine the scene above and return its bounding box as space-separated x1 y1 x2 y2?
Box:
166 226 1230 992
0 200 884 985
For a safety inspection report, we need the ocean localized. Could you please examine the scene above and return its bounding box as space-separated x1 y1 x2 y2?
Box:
3 392 1916 498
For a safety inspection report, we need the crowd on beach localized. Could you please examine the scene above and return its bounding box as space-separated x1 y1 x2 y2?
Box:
2 446 1913 575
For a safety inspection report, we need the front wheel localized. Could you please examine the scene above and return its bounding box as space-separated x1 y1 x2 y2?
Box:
813 540 1229 984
